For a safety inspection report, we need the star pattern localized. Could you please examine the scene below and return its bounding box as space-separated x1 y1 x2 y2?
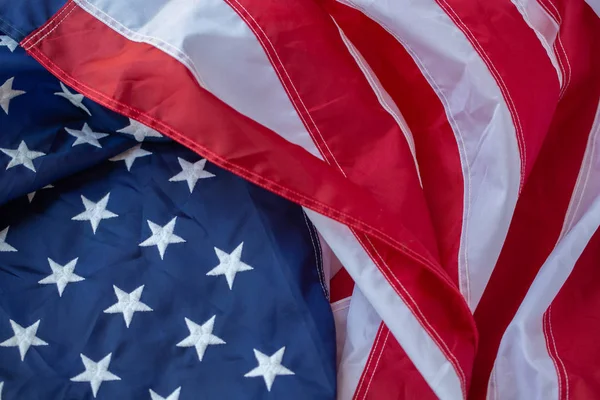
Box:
206 243 253 290
0 140 45 172
0 35 18 52
65 123 109 148
176 316 225 361
109 144 152 171
27 184 54 203
169 158 215 193
54 82 91 115
70 353 121 398
104 285 153 328
117 118 163 142
0 227 16 252
149 387 181 400
244 347 295 391
38 257 85 297
139 217 186 260
0 319 48 361
0 77 25 114
72 193 118 233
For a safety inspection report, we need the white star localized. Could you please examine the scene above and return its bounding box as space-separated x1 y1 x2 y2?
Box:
27 184 54 203
71 353 121 398
139 217 185 260
72 193 118 233
109 144 152 171
206 243 253 290
65 123 109 148
169 158 215 193
0 227 16 252
149 387 181 400
176 316 225 361
0 140 45 172
117 118 163 142
54 82 91 115
0 319 48 361
104 285 153 328
244 347 295 391
0 36 18 52
39 257 85 297
0 77 25 114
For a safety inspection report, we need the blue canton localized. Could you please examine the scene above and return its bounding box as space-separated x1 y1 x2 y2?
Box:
0 31 336 400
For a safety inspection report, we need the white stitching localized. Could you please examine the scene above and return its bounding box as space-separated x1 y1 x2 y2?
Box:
226 0 348 177
357 232 467 398
546 306 569 400
73 0 207 88
22 2 75 48
336 0 474 305
24 3 77 50
361 329 390 400
354 325 384 398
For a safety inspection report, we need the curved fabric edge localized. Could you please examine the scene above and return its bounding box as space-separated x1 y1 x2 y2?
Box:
490 102 600 400
335 0 521 310
305 209 464 400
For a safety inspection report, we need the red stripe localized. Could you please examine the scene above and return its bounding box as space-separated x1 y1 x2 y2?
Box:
355 324 438 400
326 1 465 288
436 0 560 185
23 3 477 396
329 268 354 303
471 1 600 397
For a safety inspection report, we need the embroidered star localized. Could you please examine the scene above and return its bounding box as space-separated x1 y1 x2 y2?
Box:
139 217 185 260
117 118 162 142
54 82 91 115
72 193 118 233
39 257 85 297
206 243 253 290
0 35 18 52
103 285 153 328
27 184 54 203
0 140 45 172
0 77 25 114
0 319 48 361
109 144 152 171
0 227 16 252
244 347 295 391
176 316 225 361
65 123 109 148
149 387 181 400
169 158 215 193
70 353 121 398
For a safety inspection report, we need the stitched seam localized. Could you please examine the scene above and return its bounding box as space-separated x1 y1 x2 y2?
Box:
353 230 467 398
21 1 75 48
224 0 347 177
537 0 571 97
436 0 527 191
330 297 351 312
353 325 385 399
28 47 441 267
0 15 26 36
544 307 569 400
361 329 390 400
542 312 561 399
337 0 473 304
24 4 78 50
74 0 207 88
303 211 329 299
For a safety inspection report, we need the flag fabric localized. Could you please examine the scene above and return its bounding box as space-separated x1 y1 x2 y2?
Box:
0 0 599 399
0 37 336 399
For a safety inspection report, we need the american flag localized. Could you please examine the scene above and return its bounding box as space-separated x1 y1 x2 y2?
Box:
0 38 335 399
0 0 599 399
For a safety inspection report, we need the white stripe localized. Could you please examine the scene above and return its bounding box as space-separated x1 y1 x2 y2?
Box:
337 0 522 310
334 288 380 400
490 101 600 400
510 0 563 87
585 0 600 17
74 0 323 159
304 209 463 400
333 21 422 184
